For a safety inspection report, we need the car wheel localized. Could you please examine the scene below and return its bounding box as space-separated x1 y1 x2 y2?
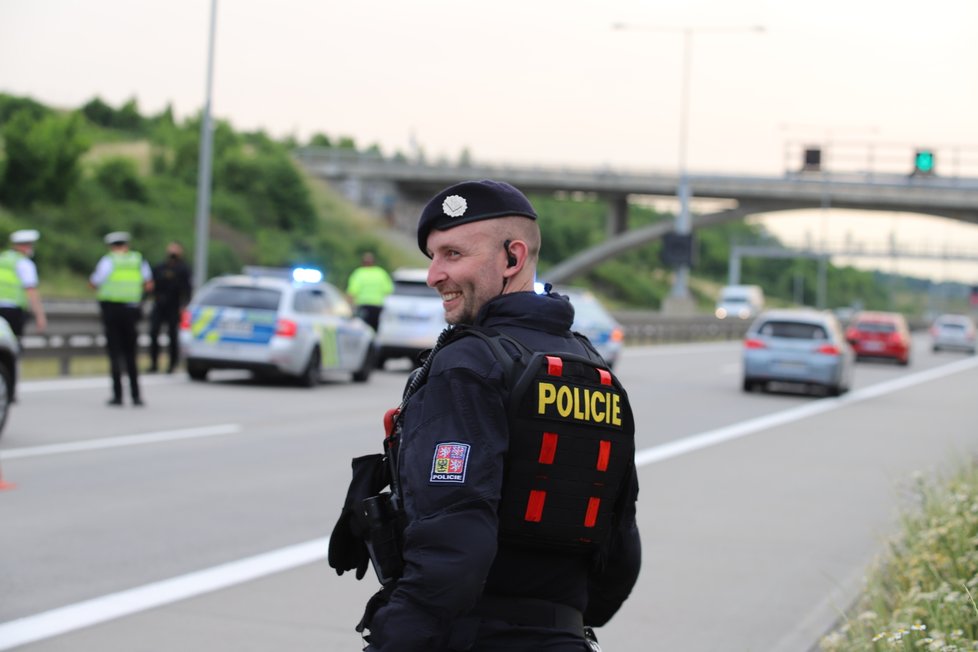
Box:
932 345 940 353
353 346 375 383
187 361 209 382
742 378 755 393
0 360 12 437
300 348 322 387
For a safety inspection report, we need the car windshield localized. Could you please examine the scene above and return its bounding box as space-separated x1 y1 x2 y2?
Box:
722 297 748 304
758 320 827 340
197 286 282 311
393 281 439 297
568 295 613 326
939 323 966 332
855 321 896 333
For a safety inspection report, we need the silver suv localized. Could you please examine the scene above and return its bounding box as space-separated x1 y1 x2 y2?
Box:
180 268 376 385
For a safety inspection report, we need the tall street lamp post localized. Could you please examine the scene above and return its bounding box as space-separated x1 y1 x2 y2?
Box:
613 23 765 311
193 0 218 291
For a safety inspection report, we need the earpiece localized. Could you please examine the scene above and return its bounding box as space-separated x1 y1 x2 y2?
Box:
504 240 517 268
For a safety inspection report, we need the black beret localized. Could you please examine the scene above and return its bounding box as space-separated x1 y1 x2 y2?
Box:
417 179 537 254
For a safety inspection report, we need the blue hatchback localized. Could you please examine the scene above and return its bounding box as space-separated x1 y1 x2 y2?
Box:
742 309 854 397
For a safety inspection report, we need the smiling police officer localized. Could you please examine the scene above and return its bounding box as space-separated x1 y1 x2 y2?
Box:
330 180 641 652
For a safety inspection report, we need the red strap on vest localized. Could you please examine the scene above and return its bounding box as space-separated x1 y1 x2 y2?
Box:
525 490 547 522
597 368 612 386
545 356 563 376
584 497 601 527
596 440 611 472
538 432 558 464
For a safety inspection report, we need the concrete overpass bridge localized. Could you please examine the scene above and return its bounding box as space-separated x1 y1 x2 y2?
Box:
294 148 978 286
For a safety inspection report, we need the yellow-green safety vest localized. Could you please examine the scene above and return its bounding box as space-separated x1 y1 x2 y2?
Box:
0 250 27 308
97 251 145 303
346 266 393 306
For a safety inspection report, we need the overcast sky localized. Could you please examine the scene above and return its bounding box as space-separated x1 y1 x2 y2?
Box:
3 0 978 282
3 0 977 174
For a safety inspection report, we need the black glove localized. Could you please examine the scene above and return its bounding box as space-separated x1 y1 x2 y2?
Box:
328 506 370 579
327 454 388 580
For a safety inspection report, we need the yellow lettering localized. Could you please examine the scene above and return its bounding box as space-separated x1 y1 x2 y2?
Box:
538 382 556 415
591 391 605 423
557 385 572 417
611 393 621 426
573 387 586 420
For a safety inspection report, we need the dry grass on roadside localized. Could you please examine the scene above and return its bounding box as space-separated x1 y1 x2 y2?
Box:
820 462 978 651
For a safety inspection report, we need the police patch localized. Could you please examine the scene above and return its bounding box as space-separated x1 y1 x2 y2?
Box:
429 442 470 484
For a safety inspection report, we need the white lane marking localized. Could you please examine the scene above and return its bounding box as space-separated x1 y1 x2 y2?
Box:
3 356 977 648
636 354 978 467
0 539 327 651
0 424 242 460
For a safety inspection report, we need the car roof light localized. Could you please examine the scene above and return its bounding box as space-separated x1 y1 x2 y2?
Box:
292 267 323 283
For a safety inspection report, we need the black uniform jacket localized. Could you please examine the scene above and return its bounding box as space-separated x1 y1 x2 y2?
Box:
365 291 641 651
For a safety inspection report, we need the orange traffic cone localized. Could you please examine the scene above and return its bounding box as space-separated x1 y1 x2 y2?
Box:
0 459 15 491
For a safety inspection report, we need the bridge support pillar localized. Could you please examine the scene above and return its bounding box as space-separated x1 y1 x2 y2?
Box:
664 177 696 315
606 194 629 237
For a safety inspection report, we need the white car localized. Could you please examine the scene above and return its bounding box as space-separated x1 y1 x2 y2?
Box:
930 314 977 354
375 272 624 369
375 268 445 368
180 267 376 385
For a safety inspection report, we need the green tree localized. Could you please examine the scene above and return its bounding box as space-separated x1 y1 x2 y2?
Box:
95 157 148 203
308 133 331 148
0 110 88 207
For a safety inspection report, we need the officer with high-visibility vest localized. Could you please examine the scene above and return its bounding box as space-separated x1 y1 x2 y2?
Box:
346 252 393 332
0 229 48 341
89 232 153 407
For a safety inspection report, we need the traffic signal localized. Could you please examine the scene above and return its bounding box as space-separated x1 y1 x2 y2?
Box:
913 149 935 176
660 232 695 268
802 147 821 172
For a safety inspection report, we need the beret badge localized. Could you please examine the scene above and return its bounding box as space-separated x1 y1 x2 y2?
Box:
442 195 467 218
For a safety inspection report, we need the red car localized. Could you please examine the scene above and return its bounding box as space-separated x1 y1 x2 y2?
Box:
845 311 912 365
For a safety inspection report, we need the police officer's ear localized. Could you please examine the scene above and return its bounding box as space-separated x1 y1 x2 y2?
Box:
504 240 517 268
502 239 527 273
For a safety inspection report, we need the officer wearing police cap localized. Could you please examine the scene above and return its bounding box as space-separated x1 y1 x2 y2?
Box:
89 231 153 406
332 180 641 651
0 229 48 341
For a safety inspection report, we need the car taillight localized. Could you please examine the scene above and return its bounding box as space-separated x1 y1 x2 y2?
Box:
845 328 858 340
610 327 624 343
887 332 904 344
180 310 191 330
816 344 840 356
744 338 766 349
275 319 298 337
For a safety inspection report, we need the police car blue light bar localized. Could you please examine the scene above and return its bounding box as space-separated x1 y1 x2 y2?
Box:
292 267 323 283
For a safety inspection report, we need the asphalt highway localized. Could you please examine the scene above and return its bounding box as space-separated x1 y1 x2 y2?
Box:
1 335 977 651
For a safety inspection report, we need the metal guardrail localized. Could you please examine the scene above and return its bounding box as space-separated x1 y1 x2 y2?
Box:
19 301 750 376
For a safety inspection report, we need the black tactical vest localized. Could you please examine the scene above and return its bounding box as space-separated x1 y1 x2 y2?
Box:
463 328 636 553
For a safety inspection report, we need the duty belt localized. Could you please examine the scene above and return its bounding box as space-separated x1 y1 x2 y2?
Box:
470 595 584 637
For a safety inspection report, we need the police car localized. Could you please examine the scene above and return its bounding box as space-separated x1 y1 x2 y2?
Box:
180 267 376 385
